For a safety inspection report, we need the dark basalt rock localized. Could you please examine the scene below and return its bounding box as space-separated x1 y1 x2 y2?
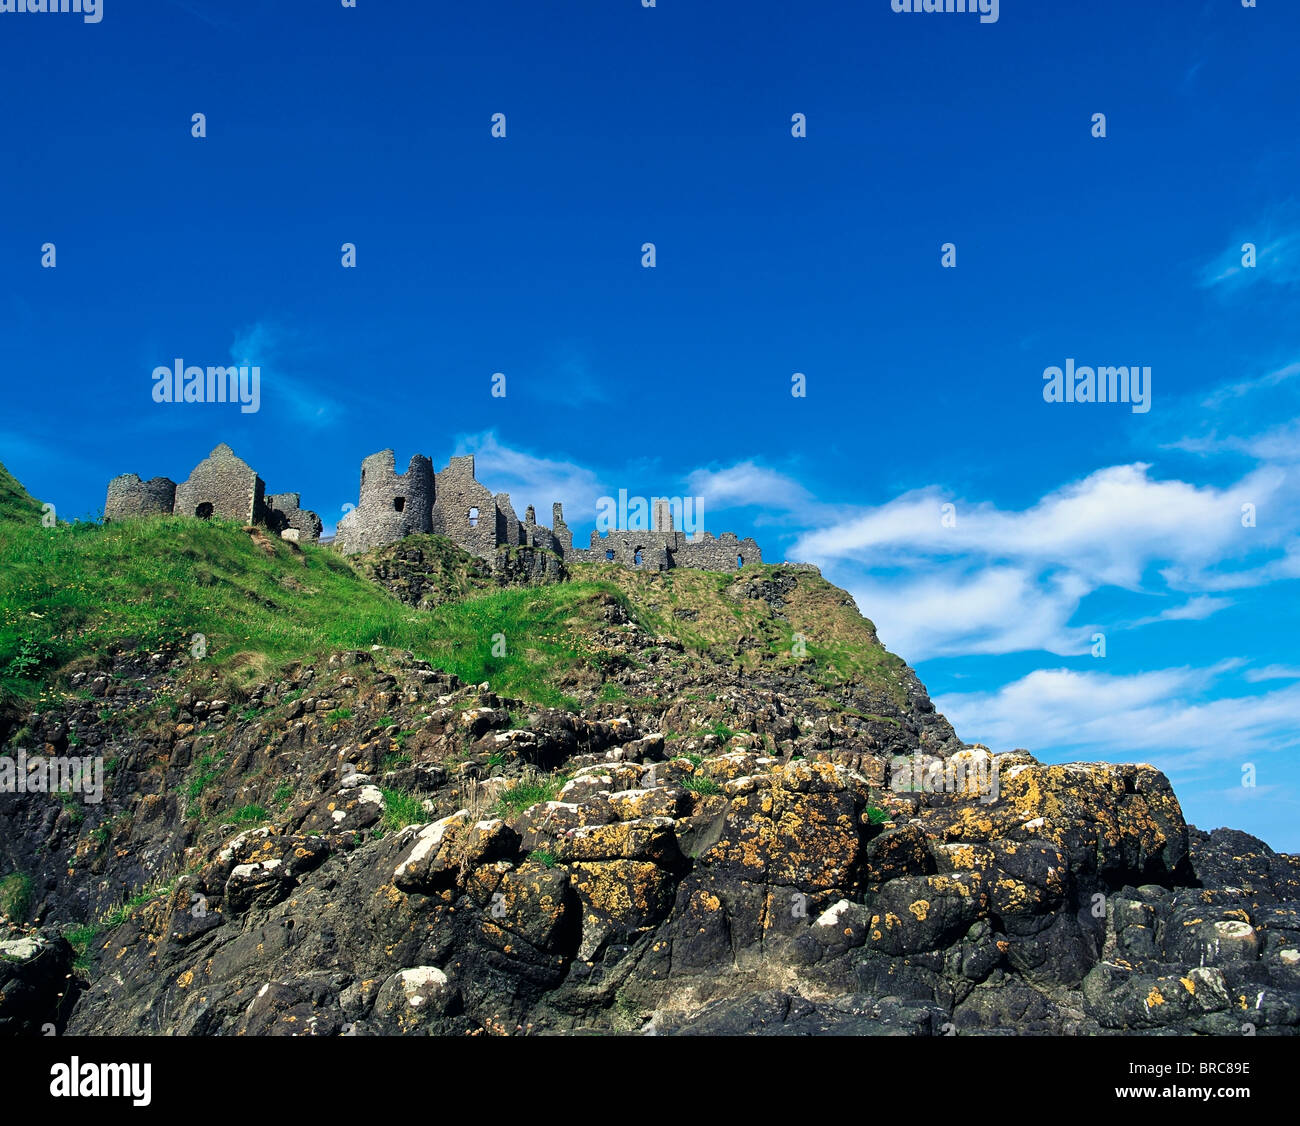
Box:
0 580 1295 1037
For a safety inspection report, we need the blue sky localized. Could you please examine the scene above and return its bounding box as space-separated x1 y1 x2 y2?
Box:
2 1 1299 847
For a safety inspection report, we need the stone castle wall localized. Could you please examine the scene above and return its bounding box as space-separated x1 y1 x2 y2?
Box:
104 474 177 522
335 448 766 574
105 443 771 573
334 451 434 554
266 493 324 544
104 444 320 544
173 444 264 524
429 456 500 563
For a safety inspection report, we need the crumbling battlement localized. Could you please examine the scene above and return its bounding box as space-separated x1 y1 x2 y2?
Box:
335 450 434 554
104 443 772 573
104 474 176 520
103 444 321 545
334 448 766 574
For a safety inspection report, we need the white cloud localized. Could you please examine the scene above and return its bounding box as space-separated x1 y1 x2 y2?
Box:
1245 664 1300 683
684 461 818 520
794 464 1286 589
936 665 1300 773
843 566 1095 661
1129 595 1234 628
750 422 1300 657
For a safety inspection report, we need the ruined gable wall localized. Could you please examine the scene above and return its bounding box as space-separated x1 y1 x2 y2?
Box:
433 456 499 562
173 444 262 523
494 493 522 549
550 502 574 554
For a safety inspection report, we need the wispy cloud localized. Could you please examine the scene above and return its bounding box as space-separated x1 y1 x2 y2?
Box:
230 321 343 429
846 566 1096 660
936 664 1300 773
1128 595 1234 628
1201 359 1300 409
1245 664 1300 683
1165 418 1300 464
794 463 1287 588
685 461 819 521
1200 220 1300 291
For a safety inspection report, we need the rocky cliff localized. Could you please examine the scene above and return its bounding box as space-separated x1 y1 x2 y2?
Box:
0 466 1296 1036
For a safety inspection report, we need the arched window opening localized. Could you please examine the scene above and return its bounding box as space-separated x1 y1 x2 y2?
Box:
605 550 615 562
737 554 744 568
393 497 406 513
195 502 214 519
634 549 644 566
468 507 479 528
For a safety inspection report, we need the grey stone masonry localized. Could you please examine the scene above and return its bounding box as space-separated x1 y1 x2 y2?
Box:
430 455 499 563
334 450 433 554
103 444 321 544
267 493 324 544
568 529 762 572
106 442 769 571
104 474 176 522
174 444 263 524
333 447 767 574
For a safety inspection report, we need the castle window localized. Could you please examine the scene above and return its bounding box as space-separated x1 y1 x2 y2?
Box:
605 550 615 562
195 502 214 519
737 554 744 568
634 549 644 566
393 497 406 513
468 507 479 528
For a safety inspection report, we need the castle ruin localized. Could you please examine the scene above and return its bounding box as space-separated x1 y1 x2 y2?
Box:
104 444 323 544
104 443 765 573
336 449 763 572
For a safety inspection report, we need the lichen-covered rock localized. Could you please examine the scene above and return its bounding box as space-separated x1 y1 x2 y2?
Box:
867 872 988 956
569 859 678 960
700 764 868 893
392 813 519 892
957 760 1189 882
863 823 934 888
4 617 1293 1039
550 817 683 865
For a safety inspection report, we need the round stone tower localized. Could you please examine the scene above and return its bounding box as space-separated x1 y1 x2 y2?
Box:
335 450 434 554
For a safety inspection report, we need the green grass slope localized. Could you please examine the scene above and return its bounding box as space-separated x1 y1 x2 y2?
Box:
0 464 910 714
0 460 43 525
0 514 613 708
